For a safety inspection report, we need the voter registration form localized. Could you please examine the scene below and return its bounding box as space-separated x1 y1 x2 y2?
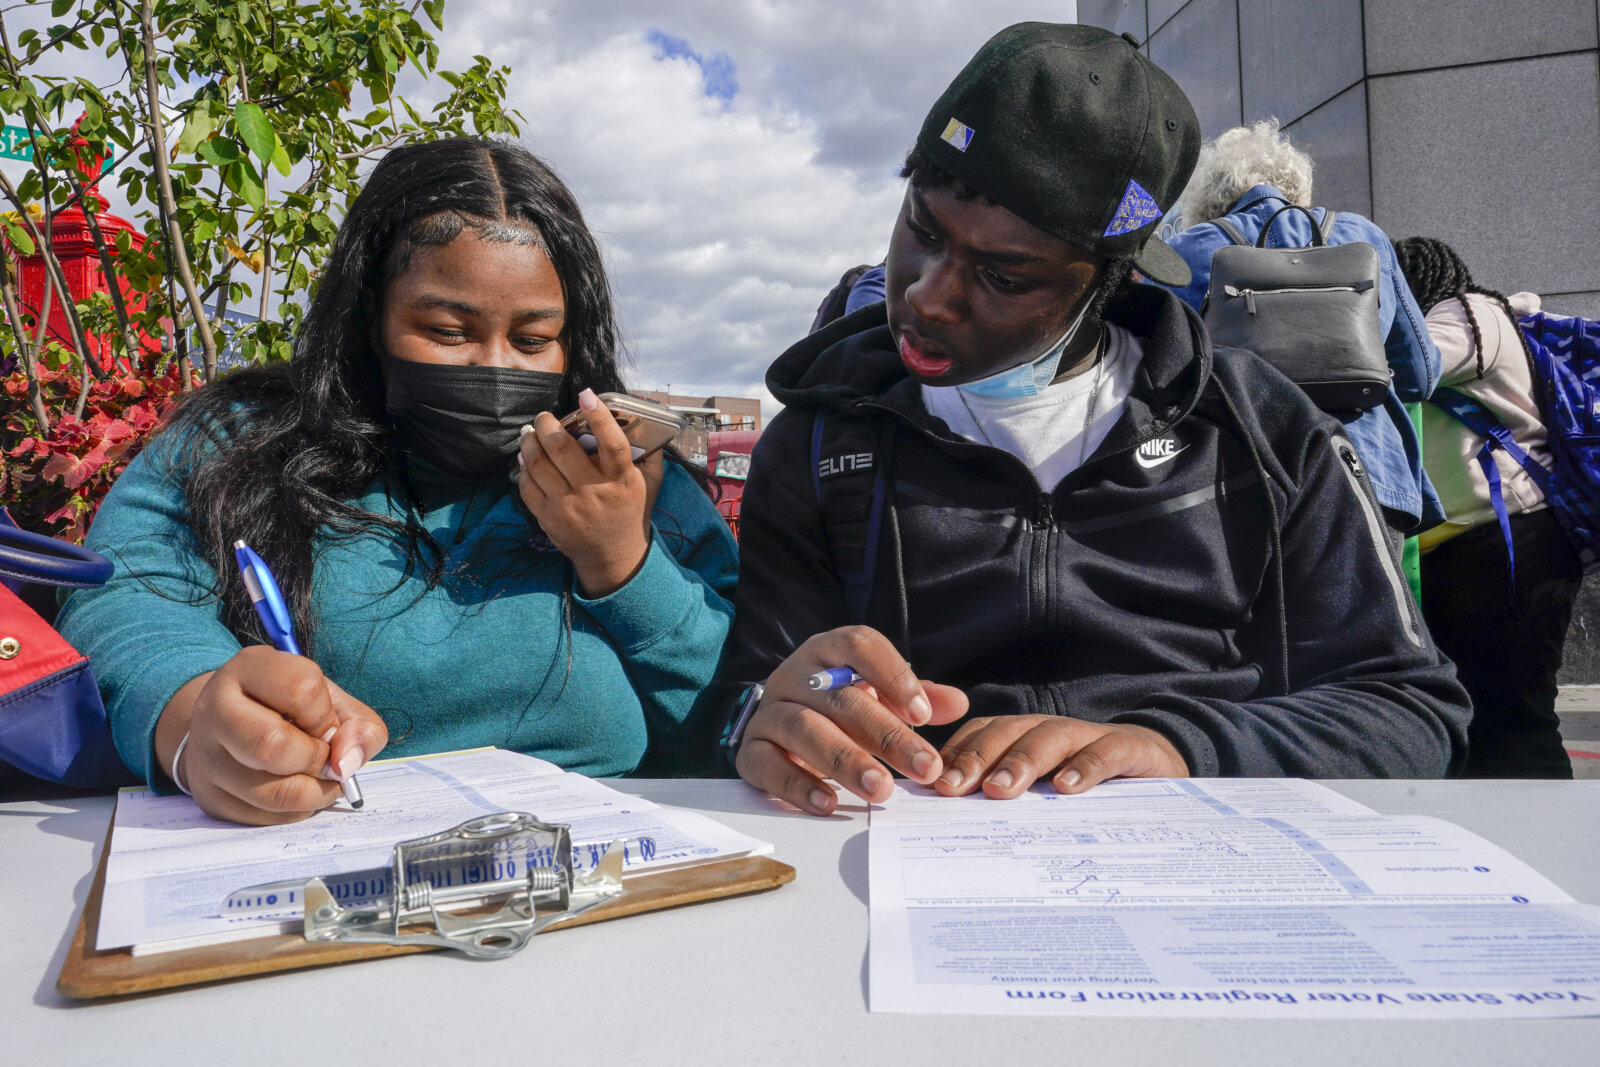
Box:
99 748 772 954
869 778 1600 1018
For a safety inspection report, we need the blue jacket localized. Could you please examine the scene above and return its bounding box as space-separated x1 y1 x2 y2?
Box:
1166 185 1443 529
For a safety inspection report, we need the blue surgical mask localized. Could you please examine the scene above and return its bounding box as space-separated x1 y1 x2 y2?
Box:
959 282 1099 399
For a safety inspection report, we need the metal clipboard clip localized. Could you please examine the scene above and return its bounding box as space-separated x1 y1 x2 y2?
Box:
222 812 628 959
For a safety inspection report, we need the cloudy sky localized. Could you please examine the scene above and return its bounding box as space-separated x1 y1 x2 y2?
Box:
7 1 1083 420
399 1 1084 417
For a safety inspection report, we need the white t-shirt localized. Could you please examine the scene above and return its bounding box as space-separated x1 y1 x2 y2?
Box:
922 323 1145 490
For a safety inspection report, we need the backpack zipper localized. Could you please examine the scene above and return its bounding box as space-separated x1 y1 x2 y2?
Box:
1223 280 1375 315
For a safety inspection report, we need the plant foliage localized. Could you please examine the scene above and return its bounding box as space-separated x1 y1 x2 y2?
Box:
0 0 519 539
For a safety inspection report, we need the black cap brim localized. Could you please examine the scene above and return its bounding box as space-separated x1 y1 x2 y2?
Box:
1132 233 1191 288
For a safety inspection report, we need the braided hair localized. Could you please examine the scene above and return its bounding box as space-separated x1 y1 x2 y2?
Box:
153 139 643 653
1393 236 1535 385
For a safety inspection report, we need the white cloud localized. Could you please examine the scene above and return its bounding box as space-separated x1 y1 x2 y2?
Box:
417 1 1080 422
8 1 1081 424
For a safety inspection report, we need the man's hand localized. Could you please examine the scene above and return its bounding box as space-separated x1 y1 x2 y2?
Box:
735 626 968 815
934 715 1189 798
155 646 389 825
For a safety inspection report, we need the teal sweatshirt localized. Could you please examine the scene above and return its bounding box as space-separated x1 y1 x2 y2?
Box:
57 433 739 788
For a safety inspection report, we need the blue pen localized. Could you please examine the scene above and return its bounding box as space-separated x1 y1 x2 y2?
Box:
807 667 863 691
234 540 364 810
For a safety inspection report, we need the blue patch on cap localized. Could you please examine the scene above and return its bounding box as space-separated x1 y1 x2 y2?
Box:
1104 178 1162 237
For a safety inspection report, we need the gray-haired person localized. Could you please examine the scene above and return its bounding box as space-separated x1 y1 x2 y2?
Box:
1164 119 1443 554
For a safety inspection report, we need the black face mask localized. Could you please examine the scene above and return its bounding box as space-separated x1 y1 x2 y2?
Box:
381 355 566 480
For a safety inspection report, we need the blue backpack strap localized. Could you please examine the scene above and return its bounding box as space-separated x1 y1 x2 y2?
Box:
1431 387 1552 493
810 407 885 625
1431 386 1553 586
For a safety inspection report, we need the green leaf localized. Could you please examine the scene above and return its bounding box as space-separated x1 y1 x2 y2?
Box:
176 104 214 155
50 0 70 17
233 102 275 167
224 158 266 211
4 221 36 256
270 139 292 178
422 0 445 29
197 137 240 166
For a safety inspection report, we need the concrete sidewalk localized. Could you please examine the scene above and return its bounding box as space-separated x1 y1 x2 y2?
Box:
1557 687 1600 779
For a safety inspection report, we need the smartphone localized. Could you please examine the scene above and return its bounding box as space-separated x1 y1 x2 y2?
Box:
559 392 687 462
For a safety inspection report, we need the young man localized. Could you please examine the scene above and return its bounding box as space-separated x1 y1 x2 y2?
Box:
718 24 1470 816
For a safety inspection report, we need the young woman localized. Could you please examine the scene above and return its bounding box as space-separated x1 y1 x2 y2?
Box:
58 139 738 823
1396 236 1580 779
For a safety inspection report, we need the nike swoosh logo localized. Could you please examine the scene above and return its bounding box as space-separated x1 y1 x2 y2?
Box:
1134 444 1189 469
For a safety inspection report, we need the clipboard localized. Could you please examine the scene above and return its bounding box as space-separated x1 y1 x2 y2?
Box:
57 816 796 999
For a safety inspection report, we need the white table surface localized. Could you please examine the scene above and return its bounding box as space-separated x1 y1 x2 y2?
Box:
5 778 1597 1066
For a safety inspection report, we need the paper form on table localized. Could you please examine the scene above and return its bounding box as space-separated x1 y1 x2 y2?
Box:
868 777 1600 1019
98 748 771 954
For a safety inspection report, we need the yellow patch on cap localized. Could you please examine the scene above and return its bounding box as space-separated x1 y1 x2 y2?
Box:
940 118 975 152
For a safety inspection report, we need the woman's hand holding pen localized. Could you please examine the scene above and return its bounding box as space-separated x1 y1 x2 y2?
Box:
515 388 664 598
153 646 389 825
734 626 968 816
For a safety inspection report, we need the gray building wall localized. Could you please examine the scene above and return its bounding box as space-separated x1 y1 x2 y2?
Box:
1081 0 1600 679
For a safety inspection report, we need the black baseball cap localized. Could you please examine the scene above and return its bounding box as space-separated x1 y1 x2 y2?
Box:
916 23 1201 287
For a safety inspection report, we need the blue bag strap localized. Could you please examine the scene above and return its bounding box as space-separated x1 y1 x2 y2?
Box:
1473 439 1518 586
1430 388 1552 494
809 408 827 501
810 408 885 626
1431 387 1552 587
0 506 114 590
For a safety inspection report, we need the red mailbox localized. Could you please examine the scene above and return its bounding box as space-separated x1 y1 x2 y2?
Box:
9 124 156 372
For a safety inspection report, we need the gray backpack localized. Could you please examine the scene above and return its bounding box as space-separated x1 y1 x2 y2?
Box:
1202 204 1389 413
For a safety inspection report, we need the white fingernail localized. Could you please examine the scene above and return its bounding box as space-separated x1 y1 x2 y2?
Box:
986 769 1014 791
517 451 526 469
320 727 336 743
335 747 364 781
808 788 832 812
1060 769 1083 789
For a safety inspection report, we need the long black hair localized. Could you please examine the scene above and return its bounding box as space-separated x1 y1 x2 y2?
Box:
160 138 643 652
1393 236 1535 384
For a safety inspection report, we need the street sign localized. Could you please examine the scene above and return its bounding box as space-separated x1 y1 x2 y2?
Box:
1 123 38 162
0 123 114 173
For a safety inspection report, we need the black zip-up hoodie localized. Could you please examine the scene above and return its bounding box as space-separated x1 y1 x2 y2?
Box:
722 284 1471 777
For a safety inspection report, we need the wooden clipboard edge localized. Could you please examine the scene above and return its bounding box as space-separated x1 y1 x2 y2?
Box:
57 817 795 999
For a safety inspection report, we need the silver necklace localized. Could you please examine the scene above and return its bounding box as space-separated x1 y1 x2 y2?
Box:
958 330 1109 468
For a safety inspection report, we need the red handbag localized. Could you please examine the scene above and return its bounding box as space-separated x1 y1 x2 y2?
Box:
0 508 135 786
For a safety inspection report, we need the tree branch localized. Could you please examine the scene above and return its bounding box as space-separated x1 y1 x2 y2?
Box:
62 169 146 373
0 167 105 381
139 0 217 381
0 259 49 433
